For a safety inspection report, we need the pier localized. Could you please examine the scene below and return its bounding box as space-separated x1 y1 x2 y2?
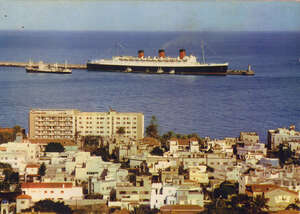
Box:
227 65 255 76
0 61 87 70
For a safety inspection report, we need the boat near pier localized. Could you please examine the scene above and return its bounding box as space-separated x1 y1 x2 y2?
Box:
25 61 72 74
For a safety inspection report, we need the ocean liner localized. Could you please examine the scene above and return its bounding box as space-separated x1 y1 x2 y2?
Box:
87 49 228 75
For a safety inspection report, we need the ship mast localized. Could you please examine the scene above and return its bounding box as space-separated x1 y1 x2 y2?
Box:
201 41 206 64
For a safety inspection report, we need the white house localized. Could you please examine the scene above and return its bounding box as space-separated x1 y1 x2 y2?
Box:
21 182 83 202
150 183 177 209
16 194 32 213
0 142 40 175
169 138 199 154
189 166 209 184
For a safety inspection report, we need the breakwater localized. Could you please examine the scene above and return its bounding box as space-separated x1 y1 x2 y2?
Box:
0 61 87 69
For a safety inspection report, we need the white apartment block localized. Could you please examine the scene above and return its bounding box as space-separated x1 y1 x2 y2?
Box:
268 125 300 150
29 109 144 140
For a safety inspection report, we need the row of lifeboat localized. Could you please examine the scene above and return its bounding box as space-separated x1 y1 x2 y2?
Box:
125 67 175 74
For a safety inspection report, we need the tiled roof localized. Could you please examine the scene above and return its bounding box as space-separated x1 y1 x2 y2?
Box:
0 147 7 151
21 182 73 189
140 137 160 146
178 139 190 146
0 128 14 134
26 164 40 168
16 194 32 199
246 184 298 196
246 184 277 193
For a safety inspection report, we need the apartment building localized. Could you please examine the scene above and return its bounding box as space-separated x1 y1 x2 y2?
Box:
29 109 78 140
268 125 300 150
29 109 144 140
76 110 144 139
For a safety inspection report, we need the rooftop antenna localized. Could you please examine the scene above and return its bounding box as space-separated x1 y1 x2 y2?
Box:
201 41 206 64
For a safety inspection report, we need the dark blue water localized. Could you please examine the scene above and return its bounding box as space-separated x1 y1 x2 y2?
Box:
0 31 299 142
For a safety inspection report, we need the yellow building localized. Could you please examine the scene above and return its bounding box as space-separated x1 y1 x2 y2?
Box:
29 109 78 140
29 109 144 140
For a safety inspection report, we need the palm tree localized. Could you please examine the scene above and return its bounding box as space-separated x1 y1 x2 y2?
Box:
116 127 125 135
250 193 269 214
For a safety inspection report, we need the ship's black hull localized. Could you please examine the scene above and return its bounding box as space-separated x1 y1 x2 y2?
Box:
86 63 228 75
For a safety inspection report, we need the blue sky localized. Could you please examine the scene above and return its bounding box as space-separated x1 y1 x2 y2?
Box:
0 0 299 31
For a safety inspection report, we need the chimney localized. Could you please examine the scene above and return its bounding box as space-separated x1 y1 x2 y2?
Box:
158 49 166 58
138 50 144 58
179 49 186 59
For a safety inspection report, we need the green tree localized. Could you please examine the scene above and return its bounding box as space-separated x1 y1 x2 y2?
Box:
0 162 12 169
110 189 117 201
250 193 269 213
160 131 176 151
45 142 65 153
150 146 164 156
38 163 46 177
277 143 294 166
213 181 238 199
91 146 110 161
4 169 19 184
83 135 102 147
146 116 159 138
27 199 72 214
0 132 14 144
130 205 158 214
116 127 126 135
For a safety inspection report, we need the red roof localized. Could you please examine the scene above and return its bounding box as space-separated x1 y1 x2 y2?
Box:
0 147 7 151
246 184 298 196
0 128 14 134
26 164 40 168
17 194 32 199
21 183 73 189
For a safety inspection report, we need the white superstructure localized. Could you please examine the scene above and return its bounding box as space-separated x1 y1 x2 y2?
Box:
91 55 228 68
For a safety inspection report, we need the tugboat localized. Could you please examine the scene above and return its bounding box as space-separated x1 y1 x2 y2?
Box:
26 60 72 74
87 49 228 75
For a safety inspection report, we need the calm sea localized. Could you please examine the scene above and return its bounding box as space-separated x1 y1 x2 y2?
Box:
0 31 299 142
